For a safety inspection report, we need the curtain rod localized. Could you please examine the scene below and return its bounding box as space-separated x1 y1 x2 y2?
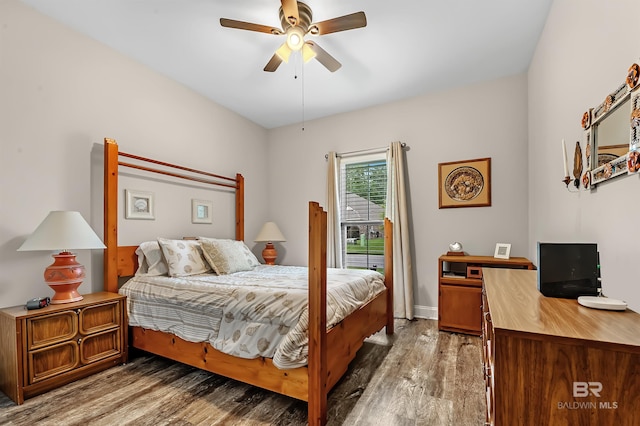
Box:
324 142 406 160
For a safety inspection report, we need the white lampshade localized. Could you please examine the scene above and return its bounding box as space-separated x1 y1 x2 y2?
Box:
254 221 286 243
18 211 106 252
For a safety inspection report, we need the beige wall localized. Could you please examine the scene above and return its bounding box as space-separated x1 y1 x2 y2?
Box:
528 0 640 311
0 1 268 307
1 0 531 314
268 74 530 315
8 0 636 316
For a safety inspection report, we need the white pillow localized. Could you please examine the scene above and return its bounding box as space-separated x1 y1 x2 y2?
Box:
199 238 260 275
157 238 212 277
135 241 169 276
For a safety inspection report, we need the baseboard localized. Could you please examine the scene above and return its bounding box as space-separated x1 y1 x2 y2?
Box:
413 305 437 320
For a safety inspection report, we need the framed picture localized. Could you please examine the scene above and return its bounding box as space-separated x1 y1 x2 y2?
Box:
494 243 511 259
125 190 155 220
192 199 213 224
438 157 491 209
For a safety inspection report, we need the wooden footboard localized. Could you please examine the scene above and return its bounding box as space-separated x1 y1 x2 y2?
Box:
130 327 310 400
103 139 394 426
127 287 388 404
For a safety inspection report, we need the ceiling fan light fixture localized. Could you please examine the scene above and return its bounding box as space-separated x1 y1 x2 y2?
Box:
286 26 305 51
302 43 317 63
275 43 292 63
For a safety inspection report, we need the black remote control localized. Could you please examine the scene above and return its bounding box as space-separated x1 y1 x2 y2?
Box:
26 297 50 310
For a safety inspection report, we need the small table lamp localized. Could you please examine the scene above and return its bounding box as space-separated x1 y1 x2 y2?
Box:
254 221 286 265
18 211 106 304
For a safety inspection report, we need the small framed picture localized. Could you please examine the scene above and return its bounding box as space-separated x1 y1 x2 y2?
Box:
192 199 213 224
494 243 511 259
125 190 155 220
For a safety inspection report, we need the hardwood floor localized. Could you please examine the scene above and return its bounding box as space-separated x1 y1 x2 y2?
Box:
0 319 485 425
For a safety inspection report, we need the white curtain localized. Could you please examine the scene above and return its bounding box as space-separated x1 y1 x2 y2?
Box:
326 151 343 268
386 141 414 319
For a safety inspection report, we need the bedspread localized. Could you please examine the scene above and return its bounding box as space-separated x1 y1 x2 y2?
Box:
118 265 385 369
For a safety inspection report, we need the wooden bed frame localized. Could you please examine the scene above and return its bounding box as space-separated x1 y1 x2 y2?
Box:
102 138 394 425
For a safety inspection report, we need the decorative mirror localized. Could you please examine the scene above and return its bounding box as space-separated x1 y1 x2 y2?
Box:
581 63 640 188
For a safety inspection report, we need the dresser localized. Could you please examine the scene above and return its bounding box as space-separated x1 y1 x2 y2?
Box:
0 292 127 404
482 268 640 425
438 254 533 335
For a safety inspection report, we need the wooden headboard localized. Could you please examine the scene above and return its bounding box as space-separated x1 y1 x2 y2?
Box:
103 138 244 293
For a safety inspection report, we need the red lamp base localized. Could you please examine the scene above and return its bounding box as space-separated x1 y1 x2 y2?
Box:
262 242 278 265
44 251 85 304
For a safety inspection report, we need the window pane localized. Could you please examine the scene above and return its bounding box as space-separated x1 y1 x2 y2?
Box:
343 224 385 272
340 157 387 272
340 161 387 221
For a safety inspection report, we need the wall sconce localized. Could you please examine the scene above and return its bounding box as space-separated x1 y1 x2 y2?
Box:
562 139 584 190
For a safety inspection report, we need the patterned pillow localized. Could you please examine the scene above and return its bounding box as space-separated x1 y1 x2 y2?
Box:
199 238 260 275
135 241 169 276
157 238 212 277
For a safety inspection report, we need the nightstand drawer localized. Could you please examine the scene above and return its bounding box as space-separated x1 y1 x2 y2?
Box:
27 311 78 350
79 301 120 334
81 328 121 364
29 341 79 383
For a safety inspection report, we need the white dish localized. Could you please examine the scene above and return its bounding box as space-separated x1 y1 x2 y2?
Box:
577 296 627 311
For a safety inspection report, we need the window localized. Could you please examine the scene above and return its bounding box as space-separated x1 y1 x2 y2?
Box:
340 153 387 272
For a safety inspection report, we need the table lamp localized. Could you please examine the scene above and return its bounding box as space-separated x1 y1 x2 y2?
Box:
254 221 286 265
17 211 106 304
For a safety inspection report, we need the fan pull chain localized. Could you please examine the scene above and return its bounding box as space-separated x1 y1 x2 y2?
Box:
301 59 305 131
292 54 305 131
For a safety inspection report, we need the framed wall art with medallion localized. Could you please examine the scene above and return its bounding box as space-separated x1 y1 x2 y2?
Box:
438 157 491 209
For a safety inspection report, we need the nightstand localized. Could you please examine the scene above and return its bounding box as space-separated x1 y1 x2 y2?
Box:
0 292 127 404
438 254 534 335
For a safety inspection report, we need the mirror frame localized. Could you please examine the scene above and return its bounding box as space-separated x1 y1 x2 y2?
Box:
582 63 640 188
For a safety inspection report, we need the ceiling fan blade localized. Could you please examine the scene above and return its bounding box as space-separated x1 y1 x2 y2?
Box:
306 41 341 72
310 12 367 35
220 18 282 35
280 0 300 26
264 53 284 72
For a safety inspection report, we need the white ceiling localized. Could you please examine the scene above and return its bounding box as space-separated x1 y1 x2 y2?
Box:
21 0 553 129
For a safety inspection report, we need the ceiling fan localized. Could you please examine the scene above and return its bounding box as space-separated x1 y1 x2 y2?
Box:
220 0 367 72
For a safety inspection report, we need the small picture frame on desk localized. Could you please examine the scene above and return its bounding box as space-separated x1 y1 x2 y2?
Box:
494 243 511 259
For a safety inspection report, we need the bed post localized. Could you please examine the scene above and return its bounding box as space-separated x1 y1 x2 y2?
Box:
307 201 327 426
384 218 394 334
235 173 244 241
104 138 119 293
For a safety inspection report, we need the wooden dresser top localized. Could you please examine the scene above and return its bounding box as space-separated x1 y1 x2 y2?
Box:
483 268 640 351
0 292 124 320
439 254 533 268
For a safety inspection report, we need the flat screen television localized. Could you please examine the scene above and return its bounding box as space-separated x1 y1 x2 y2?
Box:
537 242 600 298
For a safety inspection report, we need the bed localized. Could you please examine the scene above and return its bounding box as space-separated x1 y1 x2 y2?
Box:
102 138 394 425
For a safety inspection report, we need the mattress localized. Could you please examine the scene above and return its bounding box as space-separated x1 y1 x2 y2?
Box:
118 265 385 369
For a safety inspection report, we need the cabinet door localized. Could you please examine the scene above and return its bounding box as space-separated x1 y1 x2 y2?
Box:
439 285 482 333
